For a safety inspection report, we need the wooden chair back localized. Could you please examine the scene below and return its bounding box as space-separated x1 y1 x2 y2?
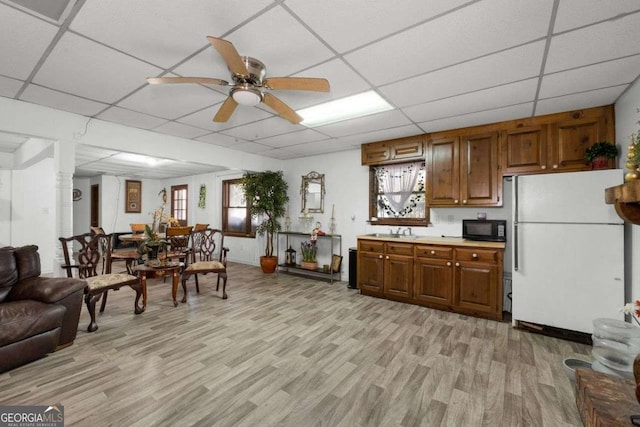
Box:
165 226 193 256
191 228 226 263
193 223 209 231
59 232 116 278
90 226 105 235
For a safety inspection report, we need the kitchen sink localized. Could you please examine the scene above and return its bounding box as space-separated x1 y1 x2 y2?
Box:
365 233 418 239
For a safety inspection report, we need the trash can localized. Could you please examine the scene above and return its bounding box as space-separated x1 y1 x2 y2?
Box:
348 247 357 289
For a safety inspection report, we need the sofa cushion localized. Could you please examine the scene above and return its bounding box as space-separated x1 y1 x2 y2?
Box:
9 276 87 304
0 247 18 303
0 300 66 347
15 245 40 281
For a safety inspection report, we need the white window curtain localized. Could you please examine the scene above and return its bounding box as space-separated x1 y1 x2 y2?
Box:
374 163 423 217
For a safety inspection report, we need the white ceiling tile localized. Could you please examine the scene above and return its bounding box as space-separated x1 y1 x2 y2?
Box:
118 81 225 120
540 54 640 99
314 109 413 138
403 79 538 123
20 84 109 116
284 139 357 157
344 0 554 86
230 141 272 154
334 125 425 147
96 106 168 130
33 32 163 103
285 0 474 53
546 13 640 73
222 6 335 77
260 147 302 160
0 75 24 98
380 41 545 107
554 0 640 33
70 0 274 68
195 132 248 147
178 102 273 131
0 4 58 79
221 116 304 141
152 121 211 139
257 129 329 148
535 86 627 116
418 103 535 133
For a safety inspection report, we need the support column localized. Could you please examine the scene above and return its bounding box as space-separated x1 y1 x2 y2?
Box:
54 141 74 277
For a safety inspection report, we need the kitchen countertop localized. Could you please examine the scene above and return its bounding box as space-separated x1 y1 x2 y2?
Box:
357 234 506 249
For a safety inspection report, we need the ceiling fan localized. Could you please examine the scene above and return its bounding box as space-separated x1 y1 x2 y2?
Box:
147 36 330 124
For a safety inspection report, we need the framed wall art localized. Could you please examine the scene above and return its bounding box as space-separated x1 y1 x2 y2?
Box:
125 180 142 213
331 254 343 273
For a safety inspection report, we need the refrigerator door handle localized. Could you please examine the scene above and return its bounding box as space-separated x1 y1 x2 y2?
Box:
514 175 519 271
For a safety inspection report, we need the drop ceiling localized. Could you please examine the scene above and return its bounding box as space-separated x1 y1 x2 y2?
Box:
1 0 639 179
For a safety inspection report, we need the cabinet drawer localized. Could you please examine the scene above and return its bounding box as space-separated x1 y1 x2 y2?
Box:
358 240 384 253
455 248 499 264
415 245 453 260
386 243 414 256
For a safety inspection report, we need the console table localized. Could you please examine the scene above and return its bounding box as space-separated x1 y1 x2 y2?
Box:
276 231 342 283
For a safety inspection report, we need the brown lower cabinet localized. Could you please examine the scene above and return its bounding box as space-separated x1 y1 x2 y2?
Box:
358 238 504 321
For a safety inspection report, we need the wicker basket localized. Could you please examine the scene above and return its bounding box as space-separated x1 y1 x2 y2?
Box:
300 261 318 271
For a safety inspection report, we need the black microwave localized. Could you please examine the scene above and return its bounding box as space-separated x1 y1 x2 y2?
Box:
462 219 507 242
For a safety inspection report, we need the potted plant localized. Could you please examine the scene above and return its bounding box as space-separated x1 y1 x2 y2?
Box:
240 170 289 273
585 142 618 170
300 241 318 270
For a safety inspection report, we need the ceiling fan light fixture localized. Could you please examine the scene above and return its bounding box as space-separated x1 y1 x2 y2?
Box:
231 87 263 106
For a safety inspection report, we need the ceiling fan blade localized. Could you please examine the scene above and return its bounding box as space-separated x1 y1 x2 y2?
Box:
213 97 238 122
147 76 229 86
263 93 303 124
264 77 330 92
207 36 249 76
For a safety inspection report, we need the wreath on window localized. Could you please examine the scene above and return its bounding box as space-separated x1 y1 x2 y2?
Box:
198 184 206 209
375 163 424 218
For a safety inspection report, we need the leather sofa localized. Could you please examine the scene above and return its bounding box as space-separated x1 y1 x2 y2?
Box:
0 245 86 373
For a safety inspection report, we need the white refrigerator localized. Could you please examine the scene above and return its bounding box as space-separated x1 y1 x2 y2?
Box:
512 169 624 334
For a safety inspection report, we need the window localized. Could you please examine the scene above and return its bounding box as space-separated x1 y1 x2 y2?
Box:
222 178 256 237
171 184 188 226
369 161 428 226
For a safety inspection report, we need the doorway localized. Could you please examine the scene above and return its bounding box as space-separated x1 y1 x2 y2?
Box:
90 184 99 227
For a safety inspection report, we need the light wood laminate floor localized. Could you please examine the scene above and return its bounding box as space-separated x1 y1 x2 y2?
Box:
0 263 590 426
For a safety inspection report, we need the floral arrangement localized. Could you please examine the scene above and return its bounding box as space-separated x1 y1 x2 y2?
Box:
621 301 640 326
300 241 317 262
143 189 179 247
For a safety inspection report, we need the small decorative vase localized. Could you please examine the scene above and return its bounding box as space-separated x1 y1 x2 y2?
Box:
301 261 318 270
591 156 609 170
146 244 160 260
592 318 640 372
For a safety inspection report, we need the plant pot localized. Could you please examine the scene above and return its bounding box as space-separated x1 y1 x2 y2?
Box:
301 261 318 271
260 256 278 274
146 244 160 260
591 156 610 170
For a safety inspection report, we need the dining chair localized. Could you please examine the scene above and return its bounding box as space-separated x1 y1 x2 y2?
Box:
181 228 229 302
163 225 194 266
90 226 140 274
59 232 143 332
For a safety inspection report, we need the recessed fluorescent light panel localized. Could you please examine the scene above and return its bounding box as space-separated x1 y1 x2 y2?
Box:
298 90 393 127
113 152 173 167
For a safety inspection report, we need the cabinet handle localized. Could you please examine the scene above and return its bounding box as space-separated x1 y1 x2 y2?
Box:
454 199 459 204
430 250 436 255
552 164 558 169
447 262 451 266
455 262 460 267
541 165 547 170
379 255 383 259
462 199 467 204
472 253 478 258
385 255 389 260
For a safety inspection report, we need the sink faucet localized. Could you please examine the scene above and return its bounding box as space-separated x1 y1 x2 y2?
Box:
403 227 412 236
395 227 402 235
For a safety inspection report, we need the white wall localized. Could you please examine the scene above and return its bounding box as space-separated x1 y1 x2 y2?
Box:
0 170 11 246
615 78 640 303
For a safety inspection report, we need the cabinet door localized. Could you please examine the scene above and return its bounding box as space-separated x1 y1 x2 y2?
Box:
361 142 390 165
460 132 501 206
392 136 425 161
383 255 413 299
500 126 548 174
414 257 453 305
427 136 460 206
358 251 385 293
454 261 499 315
550 116 605 172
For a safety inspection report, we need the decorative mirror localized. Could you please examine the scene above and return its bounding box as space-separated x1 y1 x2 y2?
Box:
301 171 325 213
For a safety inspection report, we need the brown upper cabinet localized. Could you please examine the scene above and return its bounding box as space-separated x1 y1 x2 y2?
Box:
361 135 425 165
500 105 614 175
427 131 501 207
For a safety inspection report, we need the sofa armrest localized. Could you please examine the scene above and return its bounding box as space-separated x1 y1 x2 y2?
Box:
9 276 86 304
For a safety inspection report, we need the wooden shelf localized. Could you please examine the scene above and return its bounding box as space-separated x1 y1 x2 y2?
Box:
605 180 640 224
